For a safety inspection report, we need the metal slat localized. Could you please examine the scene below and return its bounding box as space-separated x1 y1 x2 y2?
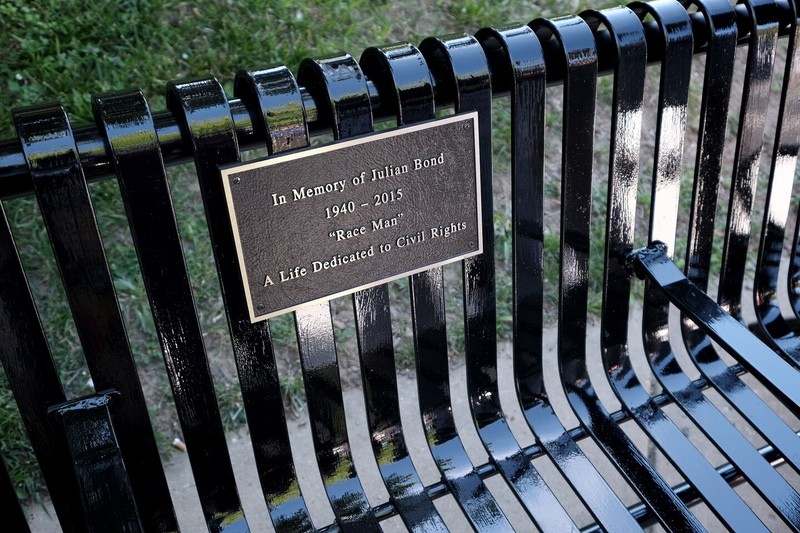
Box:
293 54 381 531
755 0 800 360
638 1 800 527
0 205 81 531
501 14 642 532
356 43 448 533
12 103 178 532
537 13 704 531
1 4 798 197
166 78 250 532
0 453 29 533
680 0 800 476
428 26 581 532
231 66 317 533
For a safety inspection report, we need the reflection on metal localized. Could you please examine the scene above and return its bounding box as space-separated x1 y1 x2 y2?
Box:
3 0 800 531
233 65 317 533
357 42 448 532
294 53 381 530
167 79 250 532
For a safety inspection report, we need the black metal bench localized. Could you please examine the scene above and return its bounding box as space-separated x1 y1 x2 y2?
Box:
2 0 800 530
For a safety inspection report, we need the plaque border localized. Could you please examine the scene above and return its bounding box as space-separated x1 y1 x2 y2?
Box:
220 111 482 323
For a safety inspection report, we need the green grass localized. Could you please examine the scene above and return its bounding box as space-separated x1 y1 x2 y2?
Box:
0 0 615 504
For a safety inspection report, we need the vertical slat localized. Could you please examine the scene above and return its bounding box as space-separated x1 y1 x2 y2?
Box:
718 0 780 321
166 79 250 533
0 205 79 530
51 394 143 533
531 14 703 531
681 0 800 477
413 33 512 533
232 66 317 532
358 43 449 533
754 0 800 360
500 14 643 531
12 103 177 532
294 54 381 531
637 0 800 527
435 25 581 531
95 89 234 533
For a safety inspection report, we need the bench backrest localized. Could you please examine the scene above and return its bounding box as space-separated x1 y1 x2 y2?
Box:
2 0 800 531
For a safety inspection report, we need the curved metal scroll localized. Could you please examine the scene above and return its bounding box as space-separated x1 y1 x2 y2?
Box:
166 78 250 532
293 54 381 531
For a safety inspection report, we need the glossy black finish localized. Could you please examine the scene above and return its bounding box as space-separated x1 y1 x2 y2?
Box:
681 0 800 479
482 22 639 531
357 43 448 533
428 27 578 532
0 454 28 533
633 243 800 413
755 0 800 363
415 33 513 532
232 67 317 533
719 0 780 323
533 13 703 531
51 393 142 533
6 0 800 530
12 103 177 532
2 3 800 195
166 79 250 533
636 1 800 526
294 54 381 531
0 203 82 531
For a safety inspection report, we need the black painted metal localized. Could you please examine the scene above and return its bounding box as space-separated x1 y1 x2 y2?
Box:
2 3 799 195
0 453 28 533
6 0 800 531
719 0 780 324
413 33 513 532
293 54 381 531
357 43 449 533
633 243 800 413
427 27 578 532
51 393 143 533
232 66 317 533
637 0 800 527
12 103 178 532
533 13 704 531
755 0 800 363
0 204 82 532
680 0 800 478
95 88 235 533
166 79 250 533
480 22 640 531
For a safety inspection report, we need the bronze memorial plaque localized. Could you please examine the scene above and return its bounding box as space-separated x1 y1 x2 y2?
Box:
221 112 482 322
